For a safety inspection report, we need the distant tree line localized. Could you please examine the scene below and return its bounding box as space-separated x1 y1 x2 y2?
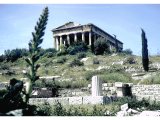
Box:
0 48 56 62
0 48 29 62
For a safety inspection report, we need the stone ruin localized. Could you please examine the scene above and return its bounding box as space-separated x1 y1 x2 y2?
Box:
29 75 133 105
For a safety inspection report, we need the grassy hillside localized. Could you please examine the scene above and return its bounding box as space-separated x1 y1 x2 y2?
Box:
0 51 160 88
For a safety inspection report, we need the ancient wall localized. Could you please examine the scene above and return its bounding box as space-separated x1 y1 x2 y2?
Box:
29 96 114 105
132 85 160 102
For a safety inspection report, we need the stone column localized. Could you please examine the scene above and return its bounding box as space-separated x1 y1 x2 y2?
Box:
56 37 59 51
74 33 77 42
92 76 102 96
89 32 92 45
60 36 62 51
82 32 85 42
67 35 70 45
53 36 56 49
115 82 123 97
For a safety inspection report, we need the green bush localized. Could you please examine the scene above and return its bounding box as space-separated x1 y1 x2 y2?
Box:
52 102 67 116
0 64 10 70
85 71 96 81
36 102 52 116
67 42 88 55
77 52 86 59
41 48 57 58
100 72 132 83
93 58 100 64
94 37 110 55
122 49 133 55
56 57 67 64
56 45 68 56
109 64 124 72
140 73 160 84
55 79 88 89
69 58 84 67
0 89 8 97
124 56 137 64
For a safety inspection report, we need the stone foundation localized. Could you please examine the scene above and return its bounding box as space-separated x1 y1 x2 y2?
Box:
29 96 114 105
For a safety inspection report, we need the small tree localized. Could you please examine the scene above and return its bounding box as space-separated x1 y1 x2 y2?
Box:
94 37 110 55
141 29 149 72
24 7 49 103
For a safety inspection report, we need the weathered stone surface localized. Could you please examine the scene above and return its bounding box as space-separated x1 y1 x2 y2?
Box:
139 111 160 116
115 82 123 87
121 103 128 111
92 76 102 96
68 97 82 105
83 96 104 104
132 84 160 101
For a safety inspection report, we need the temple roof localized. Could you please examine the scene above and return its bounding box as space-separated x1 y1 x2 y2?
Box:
54 22 81 30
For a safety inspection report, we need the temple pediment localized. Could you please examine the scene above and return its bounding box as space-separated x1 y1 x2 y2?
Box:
55 22 81 30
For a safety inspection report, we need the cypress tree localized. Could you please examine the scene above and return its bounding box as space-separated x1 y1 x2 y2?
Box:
141 28 149 72
24 7 49 103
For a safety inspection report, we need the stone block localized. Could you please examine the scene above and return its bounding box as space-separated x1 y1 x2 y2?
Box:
69 97 82 105
52 97 69 105
108 83 113 87
83 96 104 104
115 82 123 87
121 103 128 111
103 83 108 87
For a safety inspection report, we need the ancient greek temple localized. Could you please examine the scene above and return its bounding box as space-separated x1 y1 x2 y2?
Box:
52 22 123 51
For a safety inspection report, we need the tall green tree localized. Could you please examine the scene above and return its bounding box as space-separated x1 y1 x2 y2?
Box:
24 7 49 103
141 28 149 72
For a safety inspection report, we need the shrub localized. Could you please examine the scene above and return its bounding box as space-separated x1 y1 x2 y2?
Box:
93 58 100 64
122 49 133 55
52 102 67 116
124 56 137 64
56 57 67 64
0 89 8 97
54 79 88 89
85 71 95 81
77 52 86 59
0 64 10 70
100 72 131 83
139 73 160 84
36 102 52 116
67 42 88 55
94 37 110 55
69 58 84 67
42 48 57 58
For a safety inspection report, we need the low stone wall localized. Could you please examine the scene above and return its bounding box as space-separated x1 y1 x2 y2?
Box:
132 85 160 101
29 96 114 105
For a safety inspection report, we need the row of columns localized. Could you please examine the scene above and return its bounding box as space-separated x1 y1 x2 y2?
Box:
54 32 93 51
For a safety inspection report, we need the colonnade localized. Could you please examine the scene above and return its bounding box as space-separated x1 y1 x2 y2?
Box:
53 32 97 51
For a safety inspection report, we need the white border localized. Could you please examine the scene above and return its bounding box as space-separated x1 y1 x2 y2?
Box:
0 0 160 4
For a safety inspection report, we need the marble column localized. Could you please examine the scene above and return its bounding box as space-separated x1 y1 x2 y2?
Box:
74 33 77 42
89 32 92 45
82 32 85 42
67 34 70 45
56 37 59 51
53 36 56 49
92 76 102 96
60 36 62 51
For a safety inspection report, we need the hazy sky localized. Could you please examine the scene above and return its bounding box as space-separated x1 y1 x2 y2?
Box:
0 4 160 55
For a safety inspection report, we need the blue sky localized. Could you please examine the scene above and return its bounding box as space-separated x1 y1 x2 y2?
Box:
0 4 160 55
